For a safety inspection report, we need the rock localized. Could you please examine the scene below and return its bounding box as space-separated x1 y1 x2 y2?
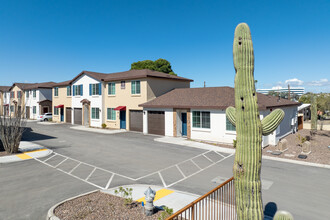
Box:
277 139 288 152
271 151 282 156
302 141 311 154
298 154 307 159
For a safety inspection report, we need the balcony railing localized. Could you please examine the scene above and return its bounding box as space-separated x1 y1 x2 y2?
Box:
166 177 236 220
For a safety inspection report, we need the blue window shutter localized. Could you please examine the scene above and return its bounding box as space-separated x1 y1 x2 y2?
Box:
80 85 83 96
89 84 92 96
73 85 75 96
99 83 102 95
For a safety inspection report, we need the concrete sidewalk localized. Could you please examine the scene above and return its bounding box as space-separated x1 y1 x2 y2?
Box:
70 126 127 134
0 141 52 163
155 136 235 154
104 184 200 212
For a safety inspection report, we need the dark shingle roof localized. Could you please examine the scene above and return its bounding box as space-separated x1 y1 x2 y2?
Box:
140 87 300 110
0 86 11 92
52 80 71 87
70 69 193 83
10 82 56 90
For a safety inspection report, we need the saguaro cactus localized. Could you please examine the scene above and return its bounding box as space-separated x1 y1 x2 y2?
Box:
226 23 284 220
273 210 294 220
311 95 317 133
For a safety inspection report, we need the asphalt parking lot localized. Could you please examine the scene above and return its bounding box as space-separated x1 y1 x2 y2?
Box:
1 122 329 220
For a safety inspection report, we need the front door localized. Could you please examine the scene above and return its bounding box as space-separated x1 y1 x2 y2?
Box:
26 107 30 119
43 107 48 114
120 110 126 129
60 108 64 122
182 112 187 136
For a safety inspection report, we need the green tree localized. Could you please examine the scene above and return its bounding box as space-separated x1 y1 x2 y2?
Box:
131 58 177 75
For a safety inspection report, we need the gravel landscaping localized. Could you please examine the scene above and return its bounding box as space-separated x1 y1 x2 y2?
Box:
195 129 330 165
54 191 166 220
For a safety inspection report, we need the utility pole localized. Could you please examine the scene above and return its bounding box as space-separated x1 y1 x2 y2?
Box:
288 84 291 100
204 81 206 88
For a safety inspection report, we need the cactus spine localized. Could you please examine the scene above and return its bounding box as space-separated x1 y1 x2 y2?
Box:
226 23 284 220
311 95 317 132
273 210 294 220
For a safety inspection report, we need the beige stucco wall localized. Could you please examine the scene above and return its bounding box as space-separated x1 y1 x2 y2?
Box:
0 92 3 115
52 86 72 122
146 78 190 100
10 86 25 117
103 79 148 129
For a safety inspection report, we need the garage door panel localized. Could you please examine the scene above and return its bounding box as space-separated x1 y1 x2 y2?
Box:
129 110 143 132
148 111 165 135
74 108 82 125
66 108 72 123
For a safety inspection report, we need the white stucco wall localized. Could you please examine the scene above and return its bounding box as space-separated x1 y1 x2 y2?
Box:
3 92 10 105
25 90 41 119
72 74 103 127
143 108 173 136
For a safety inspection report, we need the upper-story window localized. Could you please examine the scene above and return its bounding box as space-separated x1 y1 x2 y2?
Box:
131 81 140 94
17 91 22 99
108 83 115 95
90 83 101 96
192 111 210 129
121 81 125 89
67 86 72 96
10 91 15 98
73 85 83 96
4 93 7 99
33 90 36 98
26 91 29 98
226 118 236 131
54 87 59 97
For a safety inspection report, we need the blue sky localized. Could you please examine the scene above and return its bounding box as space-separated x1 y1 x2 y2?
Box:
1 0 329 92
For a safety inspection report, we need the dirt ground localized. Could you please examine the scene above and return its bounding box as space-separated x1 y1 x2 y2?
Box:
196 129 330 165
55 191 166 220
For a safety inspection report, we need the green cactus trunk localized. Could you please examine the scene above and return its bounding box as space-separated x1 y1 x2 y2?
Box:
311 95 317 132
232 23 263 220
226 23 285 220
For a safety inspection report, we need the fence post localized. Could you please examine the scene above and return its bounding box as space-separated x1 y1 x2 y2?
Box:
191 204 194 220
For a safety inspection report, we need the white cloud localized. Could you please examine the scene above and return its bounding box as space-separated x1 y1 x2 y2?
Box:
306 78 330 86
284 78 304 86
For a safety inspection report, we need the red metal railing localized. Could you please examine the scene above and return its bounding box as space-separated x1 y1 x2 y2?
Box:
166 177 236 220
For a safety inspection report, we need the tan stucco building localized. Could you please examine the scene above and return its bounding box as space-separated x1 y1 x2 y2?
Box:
0 86 11 116
52 80 72 123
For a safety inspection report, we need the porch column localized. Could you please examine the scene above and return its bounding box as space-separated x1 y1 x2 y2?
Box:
143 110 148 134
173 108 177 137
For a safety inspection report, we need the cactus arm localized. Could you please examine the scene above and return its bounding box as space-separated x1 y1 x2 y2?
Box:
273 210 294 220
225 106 236 127
261 109 285 136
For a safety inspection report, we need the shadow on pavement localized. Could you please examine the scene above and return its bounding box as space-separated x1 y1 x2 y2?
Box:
264 201 277 218
21 127 57 142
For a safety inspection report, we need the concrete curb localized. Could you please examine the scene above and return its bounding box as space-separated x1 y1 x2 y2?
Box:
46 190 99 220
263 155 330 169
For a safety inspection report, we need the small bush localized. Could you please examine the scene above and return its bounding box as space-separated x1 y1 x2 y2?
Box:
158 206 173 220
296 133 307 146
114 187 133 207
102 123 107 129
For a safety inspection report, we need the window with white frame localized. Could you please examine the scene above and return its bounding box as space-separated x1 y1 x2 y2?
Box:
192 111 210 128
90 83 100 95
73 85 83 96
108 83 115 95
131 80 140 94
67 86 72 96
33 106 36 114
107 108 116 120
33 90 36 98
121 81 125 89
91 108 100 119
10 105 14 112
54 87 59 97
54 107 59 115
17 91 22 99
26 91 29 98
226 118 236 131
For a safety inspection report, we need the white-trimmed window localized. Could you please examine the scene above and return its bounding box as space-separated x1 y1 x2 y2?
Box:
90 83 101 96
26 91 29 98
108 83 115 95
73 85 83 96
54 87 59 97
67 86 72 96
91 108 100 119
192 111 210 128
107 108 116 120
10 105 14 112
121 81 125 89
54 107 59 115
33 90 36 98
131 80 140 94
226 118 236 131
33 106 36 114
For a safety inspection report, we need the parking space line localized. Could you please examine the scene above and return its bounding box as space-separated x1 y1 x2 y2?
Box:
202 154 214 163
175 165 186 178
158 172 167 187
54 157 68 168
214 151 226 158
105 173 115 189
85 167 97 181
44 154 57 162
190 159 202 170
68 162 82 174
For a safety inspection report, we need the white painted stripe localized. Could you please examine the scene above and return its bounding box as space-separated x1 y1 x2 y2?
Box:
85 167 97 181
190 159 202 170
43 154 57 162
202 154 214 163
214 151 225 158
158 172 167 188
175 165 186 178
68 162 82 174
54 157 68 168
105 173 115 189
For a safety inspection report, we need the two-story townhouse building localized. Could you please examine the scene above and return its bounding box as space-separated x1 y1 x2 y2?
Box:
52 80 72 123
24 82 55 119
9 83 33 117
0 86 11 116
56 69 192 129
102 69 192 131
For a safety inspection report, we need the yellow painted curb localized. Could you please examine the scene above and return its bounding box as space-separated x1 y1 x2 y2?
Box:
137 188 174 203
16 154 33 160
25 149 47 153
